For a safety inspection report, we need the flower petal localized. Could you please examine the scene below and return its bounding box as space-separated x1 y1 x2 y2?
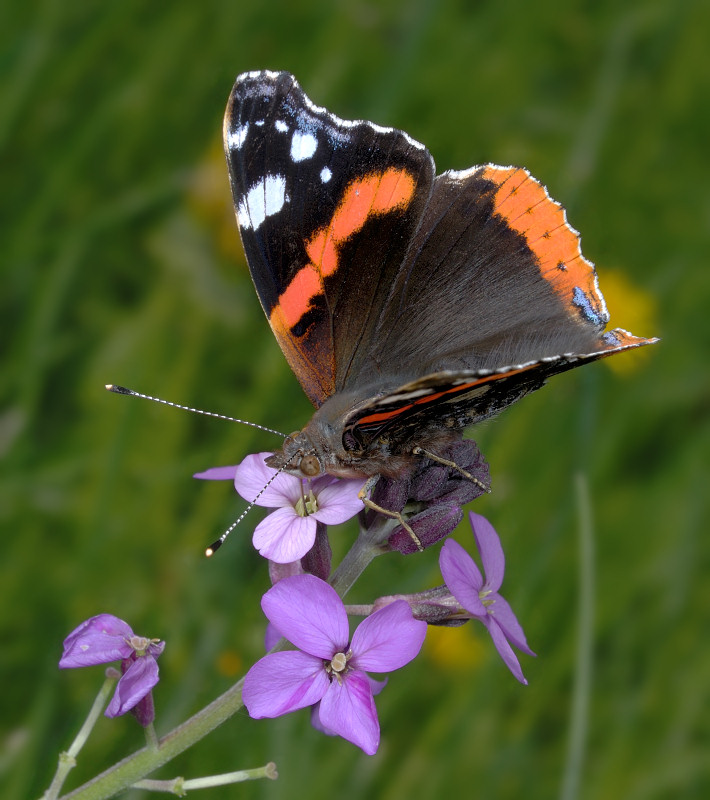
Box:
310 702 334 736
310 675 388 738
261 574 349 658
193 465 238 481
106 655 159 716
439 539 485 616
469 512 505 592
487 594 536 656
146 640 166 659
264 622 282 652
319 669 380 755
243 651 328 717
233 453 300 507
311 479 364 524
60 614 134 668
482 616 528 685
350 600 426 672
253 507 316 563
309 474 339 493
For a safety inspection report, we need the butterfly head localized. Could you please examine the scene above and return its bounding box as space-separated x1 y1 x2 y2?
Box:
265 430 324 478
264 415 373 480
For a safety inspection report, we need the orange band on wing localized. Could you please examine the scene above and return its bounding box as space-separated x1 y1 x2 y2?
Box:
274 264 322 329
481 165 604 322
270 167 416 331
317 167 416 275
267 168 417 405
356 370 528 428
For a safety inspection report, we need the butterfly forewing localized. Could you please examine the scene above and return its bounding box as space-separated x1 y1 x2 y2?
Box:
224 71 435 407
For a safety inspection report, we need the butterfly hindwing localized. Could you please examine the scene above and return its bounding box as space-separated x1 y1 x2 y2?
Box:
353 166 652 387
343 329 649 451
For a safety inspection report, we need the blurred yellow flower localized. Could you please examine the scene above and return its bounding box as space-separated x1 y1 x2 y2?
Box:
216 648 243 678
601 270 659 373
424 623 486 673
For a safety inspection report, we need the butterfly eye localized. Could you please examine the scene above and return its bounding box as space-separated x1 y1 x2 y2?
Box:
299 454 321 477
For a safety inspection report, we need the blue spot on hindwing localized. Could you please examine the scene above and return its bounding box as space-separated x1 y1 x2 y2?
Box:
573 286 603 327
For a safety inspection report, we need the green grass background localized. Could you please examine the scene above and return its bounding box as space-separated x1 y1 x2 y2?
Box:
2 1 708 798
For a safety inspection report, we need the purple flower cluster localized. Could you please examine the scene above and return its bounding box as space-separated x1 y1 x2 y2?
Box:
60 442 533 757
191 445 533 752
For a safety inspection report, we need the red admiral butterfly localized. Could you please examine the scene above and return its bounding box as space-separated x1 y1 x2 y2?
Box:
223 70 657 483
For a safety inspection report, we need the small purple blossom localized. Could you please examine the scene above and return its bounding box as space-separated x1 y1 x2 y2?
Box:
59 614 164 726
243 574 427 754
439 512 535 684
195 453 364 563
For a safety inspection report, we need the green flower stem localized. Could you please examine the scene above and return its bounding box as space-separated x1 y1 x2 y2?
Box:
343 603 374 617
143 722 159 752
559 473 595 800
55 678 244 800
43 674 117 800
133 762 277 793
329 519 395 598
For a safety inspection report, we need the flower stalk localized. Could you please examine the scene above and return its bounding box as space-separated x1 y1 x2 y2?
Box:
43 675 117 800
132 762 277 794
52 678 245 800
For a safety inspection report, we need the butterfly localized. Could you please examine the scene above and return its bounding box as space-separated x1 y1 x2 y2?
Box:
223 70 657 484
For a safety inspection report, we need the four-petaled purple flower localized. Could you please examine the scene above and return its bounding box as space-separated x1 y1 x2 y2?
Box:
439 512 535 684
243 573 427 754
195 452 364 563
59 613 164 726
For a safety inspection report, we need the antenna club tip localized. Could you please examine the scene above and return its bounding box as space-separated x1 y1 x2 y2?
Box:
205 540 223 557
106 384 131 395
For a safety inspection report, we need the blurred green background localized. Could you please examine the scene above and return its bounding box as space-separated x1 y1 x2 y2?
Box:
2 1 708 798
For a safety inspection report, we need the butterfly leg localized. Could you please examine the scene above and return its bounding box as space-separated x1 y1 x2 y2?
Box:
358 476 424 552
412 446 491 492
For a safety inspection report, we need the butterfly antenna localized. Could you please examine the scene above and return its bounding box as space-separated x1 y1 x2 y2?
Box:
205 456 300 556
105 384 287 438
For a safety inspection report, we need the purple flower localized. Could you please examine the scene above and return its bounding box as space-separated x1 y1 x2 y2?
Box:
439 512 535 684
59 614 164 726
243 574 427 754
195 453 364 563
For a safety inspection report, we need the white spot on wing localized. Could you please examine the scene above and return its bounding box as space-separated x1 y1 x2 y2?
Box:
227 123 249 150
237 174 288 230
275 119 288 133
291 130 318 162
320 166 332 183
